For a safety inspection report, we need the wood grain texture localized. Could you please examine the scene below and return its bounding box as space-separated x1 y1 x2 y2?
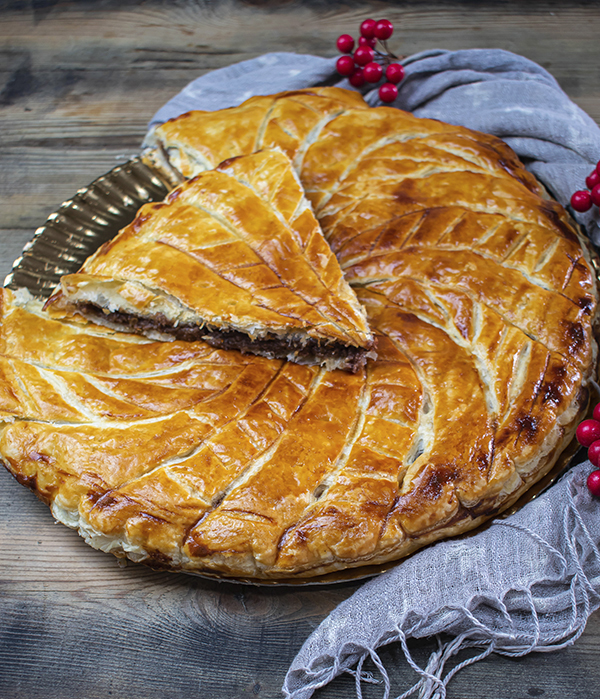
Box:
2 1 600 229
0 469 356 699
1 1 600 698
0 229 33 281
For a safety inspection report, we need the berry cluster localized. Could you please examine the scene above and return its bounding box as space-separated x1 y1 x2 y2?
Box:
335 18 405 103
575 406 600 496
570 160 600 212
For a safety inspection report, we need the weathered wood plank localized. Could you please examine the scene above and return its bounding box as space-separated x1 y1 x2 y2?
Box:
2 4 599 104
2 2 600 230
4 452 596 699
2 3 600 699
0 229 34 279
3 3 600 119
0 467 359 699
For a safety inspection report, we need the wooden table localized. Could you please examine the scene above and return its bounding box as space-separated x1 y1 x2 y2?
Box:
1 2 600 697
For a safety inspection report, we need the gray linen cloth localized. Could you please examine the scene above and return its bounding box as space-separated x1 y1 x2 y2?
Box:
147 49 600 698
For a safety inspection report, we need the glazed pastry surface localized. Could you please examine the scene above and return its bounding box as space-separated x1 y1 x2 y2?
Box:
46 149 373 371
1 87 597 579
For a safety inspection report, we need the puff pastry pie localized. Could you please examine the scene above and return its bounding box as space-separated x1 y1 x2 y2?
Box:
45 149 374 372
1 87 597 580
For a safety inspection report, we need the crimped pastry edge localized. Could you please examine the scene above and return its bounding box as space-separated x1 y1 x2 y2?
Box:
42 378 588 582
3 88 599 583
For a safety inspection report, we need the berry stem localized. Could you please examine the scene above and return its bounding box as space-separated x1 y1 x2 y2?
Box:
380 40 398 61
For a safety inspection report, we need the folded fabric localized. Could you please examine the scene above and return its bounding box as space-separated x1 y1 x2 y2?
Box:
147 49 600 699
284 462 600 698
388 49 600 246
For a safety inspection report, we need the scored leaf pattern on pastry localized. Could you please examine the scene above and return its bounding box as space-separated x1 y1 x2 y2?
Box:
48 149 373 365
0 88 597 578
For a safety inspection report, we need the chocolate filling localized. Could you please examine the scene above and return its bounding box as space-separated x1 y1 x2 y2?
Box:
78 303 368 372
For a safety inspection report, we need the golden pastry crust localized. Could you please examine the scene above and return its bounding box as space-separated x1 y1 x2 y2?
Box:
1 87 598 579
45 149 374 371
144 87 371 179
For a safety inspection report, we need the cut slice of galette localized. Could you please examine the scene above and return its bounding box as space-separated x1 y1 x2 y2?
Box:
45 148 375 372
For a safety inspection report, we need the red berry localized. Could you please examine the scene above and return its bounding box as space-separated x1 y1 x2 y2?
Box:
358 36 377 48
360 19 376 39
589 440 600 467
379 82 398 103
570 190 593 212
386 63 405 84
591 184 600 207
354 46 374 66
336 55 356 77
593 404 600 422
576 419 600 447
586 169 600 190
587 469 600 497
596 160 600 176
337 34 355 54
349 68 365 88
374 19 394 40
363 62 383 83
